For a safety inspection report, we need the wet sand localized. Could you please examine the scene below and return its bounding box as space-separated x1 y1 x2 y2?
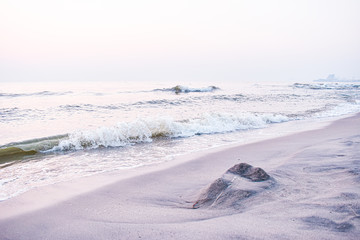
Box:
0 114 359 239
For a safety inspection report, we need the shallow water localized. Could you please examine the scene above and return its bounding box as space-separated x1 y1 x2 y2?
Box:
0 80 359 200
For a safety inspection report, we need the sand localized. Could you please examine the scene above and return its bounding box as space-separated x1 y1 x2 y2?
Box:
0 114 359 239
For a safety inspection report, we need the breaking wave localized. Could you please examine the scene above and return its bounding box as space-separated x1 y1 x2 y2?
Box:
0 112 290 160
0 135 66 164
52 112 288 151
155 85 220 94
0 91 73 98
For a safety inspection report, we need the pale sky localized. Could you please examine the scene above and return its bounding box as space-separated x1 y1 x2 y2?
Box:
0 0 359 82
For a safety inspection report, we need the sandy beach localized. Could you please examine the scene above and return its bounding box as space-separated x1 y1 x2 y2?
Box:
1 114 359 240
2 1 359 239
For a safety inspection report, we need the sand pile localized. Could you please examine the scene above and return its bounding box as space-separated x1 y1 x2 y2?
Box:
193 163 274 209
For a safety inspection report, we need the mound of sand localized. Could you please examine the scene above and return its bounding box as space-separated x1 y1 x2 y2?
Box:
193 163 273 209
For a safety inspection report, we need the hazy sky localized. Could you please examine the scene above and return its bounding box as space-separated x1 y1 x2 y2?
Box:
1 0 359 82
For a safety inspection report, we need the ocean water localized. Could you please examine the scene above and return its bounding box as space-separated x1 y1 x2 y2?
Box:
1 80 360 200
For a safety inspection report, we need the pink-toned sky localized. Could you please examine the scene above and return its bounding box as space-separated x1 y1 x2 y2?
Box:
1 0 359 82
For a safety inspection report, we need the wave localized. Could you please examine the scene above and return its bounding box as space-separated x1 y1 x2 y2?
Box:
293 83 360 90
0 113 289 159
0 135 67 162
12 135 67 150
155 85 220 94
0 91 73 98
52 113 288 151
0 147 37 164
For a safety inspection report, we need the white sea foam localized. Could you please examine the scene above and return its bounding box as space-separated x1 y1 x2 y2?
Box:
313 102 360 119
156 85 219 93
173 85 219 93
52 113 289 151
293 83 360 90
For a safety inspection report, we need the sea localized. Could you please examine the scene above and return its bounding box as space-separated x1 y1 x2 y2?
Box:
1 80 360 201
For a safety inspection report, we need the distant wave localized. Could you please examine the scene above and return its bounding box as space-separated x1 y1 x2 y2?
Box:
0 85 220 99
293 83 360 90
212 94 246 101
155 85 220 94
0 91 73 98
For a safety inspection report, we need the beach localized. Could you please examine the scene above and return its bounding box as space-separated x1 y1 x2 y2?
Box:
2 1 360 239
0 113 359 240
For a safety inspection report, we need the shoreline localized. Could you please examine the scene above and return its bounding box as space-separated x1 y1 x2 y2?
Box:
0 113 338 205
0 114 340 214
1 113 359 239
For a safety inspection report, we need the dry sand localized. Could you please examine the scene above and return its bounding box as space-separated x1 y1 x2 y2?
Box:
0 114 359 239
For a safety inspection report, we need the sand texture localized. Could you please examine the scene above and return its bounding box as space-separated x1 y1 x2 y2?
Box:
0 114 360 239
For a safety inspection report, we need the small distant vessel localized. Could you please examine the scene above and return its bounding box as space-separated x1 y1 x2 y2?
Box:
314 74 360 82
